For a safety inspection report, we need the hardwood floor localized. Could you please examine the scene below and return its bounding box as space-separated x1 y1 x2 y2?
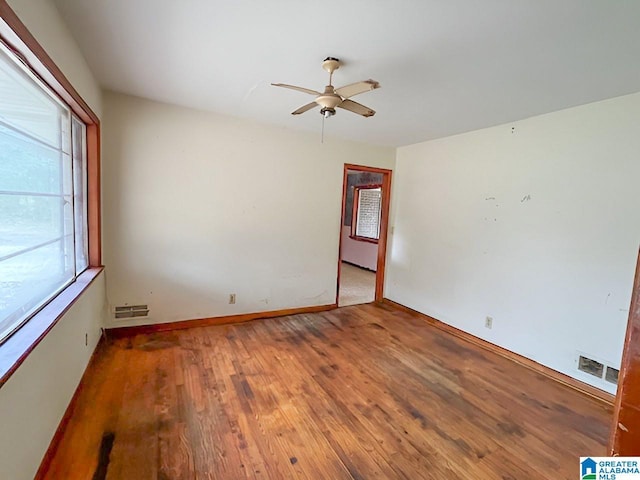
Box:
40 303 612 479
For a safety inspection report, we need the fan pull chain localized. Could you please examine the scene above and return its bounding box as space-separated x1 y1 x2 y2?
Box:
321 113 325 144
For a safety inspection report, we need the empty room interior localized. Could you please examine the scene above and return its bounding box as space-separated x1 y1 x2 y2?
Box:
2 1 640 479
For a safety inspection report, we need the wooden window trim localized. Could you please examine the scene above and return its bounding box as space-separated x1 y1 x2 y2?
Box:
0 267 104 387
0 1 102 387
350 183 382 244
349 235 380 245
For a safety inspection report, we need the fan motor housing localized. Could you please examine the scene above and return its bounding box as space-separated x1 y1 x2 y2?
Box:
316 86 343 109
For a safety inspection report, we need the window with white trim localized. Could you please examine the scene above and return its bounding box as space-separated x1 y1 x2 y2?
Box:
0 42 88 344
351 185 382 242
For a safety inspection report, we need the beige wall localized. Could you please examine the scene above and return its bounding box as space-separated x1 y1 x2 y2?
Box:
102 91 395 327
387 92 640 394
1 2 105 479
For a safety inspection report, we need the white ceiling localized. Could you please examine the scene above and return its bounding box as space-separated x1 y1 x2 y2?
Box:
52 0 640 147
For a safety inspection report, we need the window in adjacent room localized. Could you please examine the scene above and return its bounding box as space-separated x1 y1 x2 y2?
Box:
0 42 88 344
351 185 382 242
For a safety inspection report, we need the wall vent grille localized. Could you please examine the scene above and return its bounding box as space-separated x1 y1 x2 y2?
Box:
605 366 620 385
578 355 604 378
114 305 149 319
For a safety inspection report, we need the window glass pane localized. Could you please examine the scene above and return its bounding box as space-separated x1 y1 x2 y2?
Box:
0 43 82 344
0 125 64 194
355 187 382 239
0 241 74 339
72 116 88 272
0 47 67 150
0 195 66 256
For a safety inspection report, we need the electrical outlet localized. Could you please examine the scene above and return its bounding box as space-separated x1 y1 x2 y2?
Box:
485 316 493 329
229 293 236 304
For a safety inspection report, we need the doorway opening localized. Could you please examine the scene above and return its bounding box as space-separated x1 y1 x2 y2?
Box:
337 164 392 307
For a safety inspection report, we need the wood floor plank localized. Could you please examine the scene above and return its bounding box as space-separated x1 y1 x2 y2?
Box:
255 319 405 479
292 313 483 478
39 304 612 479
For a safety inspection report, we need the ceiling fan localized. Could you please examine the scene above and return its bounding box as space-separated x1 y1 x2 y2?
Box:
271 57 380 119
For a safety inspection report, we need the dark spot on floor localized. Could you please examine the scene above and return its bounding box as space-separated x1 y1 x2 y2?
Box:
137 334 180 351
497 421 525 437
92 431 115 480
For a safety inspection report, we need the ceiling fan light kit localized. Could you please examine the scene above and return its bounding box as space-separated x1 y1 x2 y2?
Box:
271 57 380 119
321 107 336 118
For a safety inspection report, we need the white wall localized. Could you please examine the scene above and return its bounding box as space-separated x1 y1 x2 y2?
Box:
102 91 395 327
341 226 378 271
1 2 105 478
387 92 640 394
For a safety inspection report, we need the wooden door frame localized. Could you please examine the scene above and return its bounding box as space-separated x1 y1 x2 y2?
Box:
336 164 392 304
609 248 640 455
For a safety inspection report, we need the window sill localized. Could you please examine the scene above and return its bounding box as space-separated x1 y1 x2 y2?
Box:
0 266 104 388
349 235 379 244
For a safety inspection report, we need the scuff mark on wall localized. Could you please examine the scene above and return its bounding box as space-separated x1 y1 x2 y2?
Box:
304 290 329 301
521 194 532 203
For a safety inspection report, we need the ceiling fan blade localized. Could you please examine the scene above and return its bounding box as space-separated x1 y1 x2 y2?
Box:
271 83 321 96
337 99 376 117
291 102 318 115
334 79 380 99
